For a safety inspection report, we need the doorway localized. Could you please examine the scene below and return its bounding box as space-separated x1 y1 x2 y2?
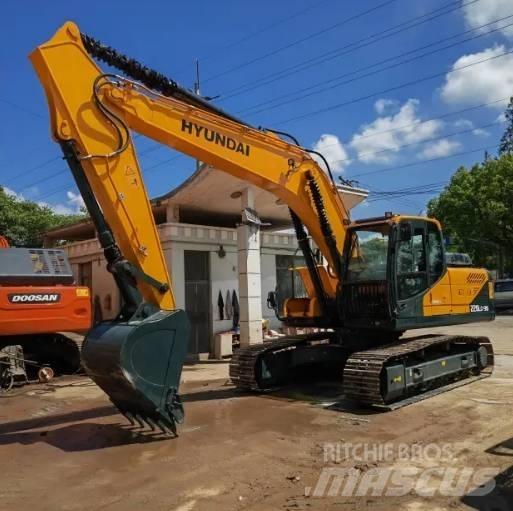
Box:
184 250 211 356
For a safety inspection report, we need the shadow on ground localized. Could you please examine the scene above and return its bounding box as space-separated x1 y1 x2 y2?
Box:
0 405 117 435
185 378 378 417
0 421 171 451
460 436 513 510
0 380 377 452
183 380 376 414
461 464 513 511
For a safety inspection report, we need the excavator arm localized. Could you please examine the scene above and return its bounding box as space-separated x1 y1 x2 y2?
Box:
29 22 351 433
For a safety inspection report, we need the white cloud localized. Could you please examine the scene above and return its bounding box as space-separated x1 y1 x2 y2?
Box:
39 191 84 215
463 0 513 38
472 128 491 137
3 186 24 201
453 119 474 129
419 139 462 159
312 134 350 173
3 186 84 215
41 202 74 215
350 99 443 164
374 98 399 115
497 112 507 122
66 190 85 210
440 46 513 108
453 119 490 137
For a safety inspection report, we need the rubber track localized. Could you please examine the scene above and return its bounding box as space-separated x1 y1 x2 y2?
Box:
343 334 494 407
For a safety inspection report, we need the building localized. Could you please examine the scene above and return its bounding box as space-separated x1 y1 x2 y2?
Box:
44 164 368 358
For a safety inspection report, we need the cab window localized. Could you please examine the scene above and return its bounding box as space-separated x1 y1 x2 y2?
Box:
346 226 390 282
427 222 444 283
396 226 428 300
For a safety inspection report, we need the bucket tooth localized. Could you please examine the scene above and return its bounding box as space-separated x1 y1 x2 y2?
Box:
124 411 136 426
134 414 145 428
141 417 153 431
158 418 177 437
156 419 168 434
146 417 158 432
156 421 168 435
81 309 189 436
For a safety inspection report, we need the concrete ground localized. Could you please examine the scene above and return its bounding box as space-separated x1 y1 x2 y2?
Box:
1 317 513 510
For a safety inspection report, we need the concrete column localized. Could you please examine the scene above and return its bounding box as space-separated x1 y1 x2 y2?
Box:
237 187 263 347
165 202 180 223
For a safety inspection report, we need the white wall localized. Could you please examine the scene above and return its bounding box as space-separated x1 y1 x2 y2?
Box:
66 224 299 354
261 252 279 329
164 241 240 339
70 256 118 321
92 259 119 320
210 248 239 334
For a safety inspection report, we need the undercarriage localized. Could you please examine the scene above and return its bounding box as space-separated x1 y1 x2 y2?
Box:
229 332 494 409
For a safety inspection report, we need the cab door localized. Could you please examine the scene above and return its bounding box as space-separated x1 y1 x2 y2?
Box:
424 221 451 315
394 220 430 321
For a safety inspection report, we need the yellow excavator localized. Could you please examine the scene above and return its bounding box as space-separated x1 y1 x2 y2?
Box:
29 22 494 435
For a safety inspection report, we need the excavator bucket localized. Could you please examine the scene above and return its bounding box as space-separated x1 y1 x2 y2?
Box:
81 309 189 436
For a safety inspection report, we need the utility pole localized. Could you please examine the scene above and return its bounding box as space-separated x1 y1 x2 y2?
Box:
194 59 202 173
193 59 201 96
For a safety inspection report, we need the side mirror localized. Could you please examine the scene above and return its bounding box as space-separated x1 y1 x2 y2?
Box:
267 290 278 310
399 222 412 242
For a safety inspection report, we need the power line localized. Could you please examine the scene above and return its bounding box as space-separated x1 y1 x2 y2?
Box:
328 118 505 168
32 117 500 203
2 156 61 186
13 96 507 200
8 1 485 192
238 16 513 117
2 1 483 200
30 153 187 204
219 0 475 100
35 183 72 203
21 167 68 189
184 0 331 69
366 185 446 200
144 154 184 173
6 134 168 192
367 180 447 194
362 185 425 209
350 144 499 179
291 97 507 156
361 180 451 209
204 0 401 83
0 98 45 119
274 48 513 126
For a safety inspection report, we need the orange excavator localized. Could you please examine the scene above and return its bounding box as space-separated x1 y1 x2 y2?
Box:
0 235 91 389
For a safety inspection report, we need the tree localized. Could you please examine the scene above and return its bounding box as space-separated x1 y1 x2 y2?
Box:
427 154 513 273
499 96 513 156
0 187 86 247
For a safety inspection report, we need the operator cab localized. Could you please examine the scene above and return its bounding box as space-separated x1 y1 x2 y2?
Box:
272 213 493 332
341 214 445 331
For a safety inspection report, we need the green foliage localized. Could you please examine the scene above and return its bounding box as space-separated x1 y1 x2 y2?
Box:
0 187 86 247
427 154 513 270
499 96 513 156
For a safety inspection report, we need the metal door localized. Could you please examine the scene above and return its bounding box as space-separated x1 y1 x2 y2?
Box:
184 251 211 355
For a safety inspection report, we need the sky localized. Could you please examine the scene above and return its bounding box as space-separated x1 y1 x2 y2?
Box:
0 0 512 219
